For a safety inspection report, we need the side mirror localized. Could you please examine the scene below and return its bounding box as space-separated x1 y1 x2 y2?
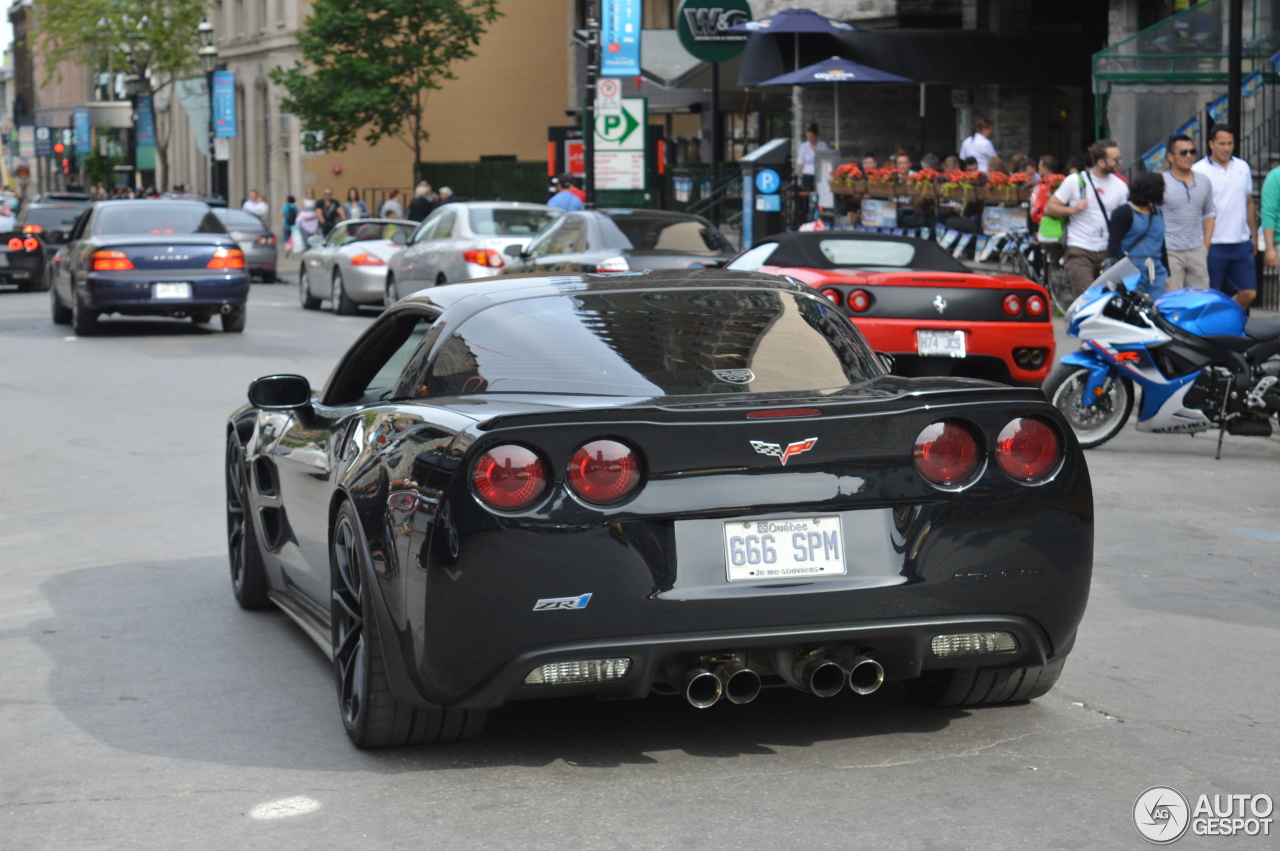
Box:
307 234 324 248
46 229 65 244
503 243 525 258
248 374 312 410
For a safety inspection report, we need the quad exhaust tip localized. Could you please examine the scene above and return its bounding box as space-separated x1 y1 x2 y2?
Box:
717 664 763 705
794 656 846 698
683 667 723 709
844 656 884 695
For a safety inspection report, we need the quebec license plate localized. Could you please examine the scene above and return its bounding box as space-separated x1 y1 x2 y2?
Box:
917 329 966 358
723 516 845 582
153 282 192 299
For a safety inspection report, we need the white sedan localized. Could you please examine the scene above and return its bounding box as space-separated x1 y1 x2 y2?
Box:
298 218 416 314
384 202 561 304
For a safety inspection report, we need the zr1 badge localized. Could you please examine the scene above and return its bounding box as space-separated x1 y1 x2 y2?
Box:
533 593 592 611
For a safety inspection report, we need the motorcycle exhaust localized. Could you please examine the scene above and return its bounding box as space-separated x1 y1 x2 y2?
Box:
683 667 723 709
843 656 885 695
792 655 845 698
715 664 762 705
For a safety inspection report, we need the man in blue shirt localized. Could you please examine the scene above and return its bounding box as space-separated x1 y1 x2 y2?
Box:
547 175 585 211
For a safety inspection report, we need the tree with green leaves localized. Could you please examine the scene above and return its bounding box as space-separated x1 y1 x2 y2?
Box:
272 0 501 181
35 0 206 189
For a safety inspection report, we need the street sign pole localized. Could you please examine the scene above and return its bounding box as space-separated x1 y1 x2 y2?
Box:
584 1 599 208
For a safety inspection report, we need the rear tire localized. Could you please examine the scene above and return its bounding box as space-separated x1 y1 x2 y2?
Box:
261 270 277 283
221 305 246 333
383 275 398 310
299 268 320 310
332 269 358 315
330 501 487 747
906 658 1066 706
50 285 72 325
71 293 97 336
1043 362 1133 449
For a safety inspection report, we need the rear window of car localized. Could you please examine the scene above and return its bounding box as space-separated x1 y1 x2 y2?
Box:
19 207 83 231
469 208 562 236
600 213 734 254
215 209 267 229
93 204 225 236
819 238 917 267
424 288 879 397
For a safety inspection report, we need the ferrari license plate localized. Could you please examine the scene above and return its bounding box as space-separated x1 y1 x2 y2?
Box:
723 516 845 582
917 329 966 358
153 282 192 299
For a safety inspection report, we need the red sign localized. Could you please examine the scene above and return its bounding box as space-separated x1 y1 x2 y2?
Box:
567 141 585 176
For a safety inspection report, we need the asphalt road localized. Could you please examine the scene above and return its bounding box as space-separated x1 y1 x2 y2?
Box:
1 270 1277 850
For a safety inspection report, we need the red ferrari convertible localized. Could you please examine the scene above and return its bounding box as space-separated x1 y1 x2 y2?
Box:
726 232 1054 386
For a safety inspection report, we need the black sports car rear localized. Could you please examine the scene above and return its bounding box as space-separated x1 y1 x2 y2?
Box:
226 270 1093 747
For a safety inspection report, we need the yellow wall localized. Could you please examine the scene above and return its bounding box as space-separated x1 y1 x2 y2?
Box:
302 0 571 193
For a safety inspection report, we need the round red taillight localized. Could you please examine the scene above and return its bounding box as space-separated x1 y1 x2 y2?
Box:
819 288 841 305
913 421 981 487
1002 294 1023 316
23 237 39 252
567 439 642 505
472 444 547 511
848 289 871 312
996 418 1061 482
7 237 21 251
1025 294 1046 316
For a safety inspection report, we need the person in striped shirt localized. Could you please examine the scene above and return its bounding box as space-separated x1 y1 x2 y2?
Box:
1161 134 1215 290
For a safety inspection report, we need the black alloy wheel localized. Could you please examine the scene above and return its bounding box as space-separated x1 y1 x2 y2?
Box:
330 501 486 747
225 432 270 609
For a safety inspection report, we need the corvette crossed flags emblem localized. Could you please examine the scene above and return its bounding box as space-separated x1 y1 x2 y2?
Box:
750 438 818 466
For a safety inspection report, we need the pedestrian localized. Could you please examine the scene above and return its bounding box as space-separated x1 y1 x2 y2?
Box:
296 199 321 246
546 176 584 212
281 195 299 254
407 182 436 221
1030 155 1064 263
861 154 878 173
318 187 341 235
437 187 455 205
1192 123 1258 310
242 189 269 220
893 152 914 175
564 175 586 203
1160 134 1215 291
380 188 405 219
959 119 998 173
1045 139 1130 296
343 187 369 220
795 123 829 191
1108 171 1168 300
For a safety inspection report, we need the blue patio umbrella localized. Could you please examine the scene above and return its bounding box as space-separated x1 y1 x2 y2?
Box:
756 57 912 150
725 9 866 155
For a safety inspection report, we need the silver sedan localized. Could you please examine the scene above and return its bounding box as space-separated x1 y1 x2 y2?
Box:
384 201 561 304
298 218 416 314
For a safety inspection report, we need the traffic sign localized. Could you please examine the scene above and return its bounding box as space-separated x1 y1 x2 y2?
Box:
595 98 644 151
755 168 781 194
597 78 622 116
35 126 52 157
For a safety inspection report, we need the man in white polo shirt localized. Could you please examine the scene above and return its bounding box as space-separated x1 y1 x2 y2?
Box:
1045 138 1130 296
1192 123 1258 309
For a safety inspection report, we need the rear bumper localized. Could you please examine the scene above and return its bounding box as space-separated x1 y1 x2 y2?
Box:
341 264 389 303
82 271 250 313
854 318 1056 385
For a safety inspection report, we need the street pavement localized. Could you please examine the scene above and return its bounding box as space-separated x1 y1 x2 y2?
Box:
0 273 1277 850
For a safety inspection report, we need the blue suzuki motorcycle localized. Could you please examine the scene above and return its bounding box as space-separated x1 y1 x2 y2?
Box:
1043 264 1280 454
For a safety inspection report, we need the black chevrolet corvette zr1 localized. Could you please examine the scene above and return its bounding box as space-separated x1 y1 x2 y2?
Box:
226 270 1092 747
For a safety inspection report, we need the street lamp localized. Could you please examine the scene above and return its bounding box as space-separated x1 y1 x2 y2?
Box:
197 18 218 198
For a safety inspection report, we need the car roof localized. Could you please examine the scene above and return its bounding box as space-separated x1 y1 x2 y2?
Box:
92 199 212 211
443 201 557 210
397 269 807 314
753 230 970 273
333 217 415 226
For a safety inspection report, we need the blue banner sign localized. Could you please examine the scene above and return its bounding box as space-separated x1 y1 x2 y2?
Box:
137 93 156 147
1176 116 1201 139
1207 94 1228 122
1141 143 1167 173
601 0 641 77
213 71 237 138
1243 70 1264 99
73 108 91 154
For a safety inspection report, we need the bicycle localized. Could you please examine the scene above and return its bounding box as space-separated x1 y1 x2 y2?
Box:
984 230 1072 314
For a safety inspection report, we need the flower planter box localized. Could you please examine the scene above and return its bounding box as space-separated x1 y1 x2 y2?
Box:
864 182 902 198
938 185 980 203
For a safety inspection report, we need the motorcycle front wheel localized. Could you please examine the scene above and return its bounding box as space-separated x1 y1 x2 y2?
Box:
1043 363 1134 449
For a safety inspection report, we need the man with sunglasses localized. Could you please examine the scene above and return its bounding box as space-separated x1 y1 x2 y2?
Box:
1192 124 1257 309
1162 135 1215 290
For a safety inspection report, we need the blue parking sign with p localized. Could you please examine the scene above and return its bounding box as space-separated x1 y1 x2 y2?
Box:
756 169 781 194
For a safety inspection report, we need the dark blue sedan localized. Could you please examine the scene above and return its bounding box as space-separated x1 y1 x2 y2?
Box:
49 200 251 335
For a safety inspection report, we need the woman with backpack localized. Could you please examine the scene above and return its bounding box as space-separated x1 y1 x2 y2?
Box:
281 195 299 255
1107 171 1168 299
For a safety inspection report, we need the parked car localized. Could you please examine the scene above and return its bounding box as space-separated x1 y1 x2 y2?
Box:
1 200 85 292
385 201 561 302
225 269 1093 747
500 209 736 275
725 231 1056 386
212 207 279 282
48 200 249 334
298 218 416 314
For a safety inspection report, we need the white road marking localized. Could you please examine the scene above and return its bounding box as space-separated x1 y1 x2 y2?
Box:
248 795 322 820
